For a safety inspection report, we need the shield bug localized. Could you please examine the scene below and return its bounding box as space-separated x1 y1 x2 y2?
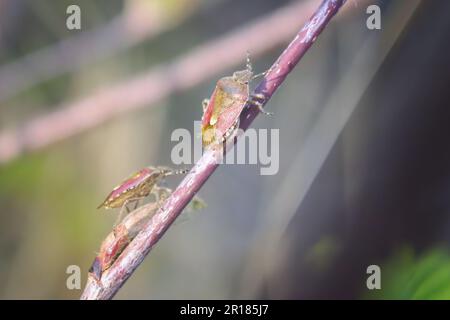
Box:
201 53 272 148
89 187 205 281
97 166 188 223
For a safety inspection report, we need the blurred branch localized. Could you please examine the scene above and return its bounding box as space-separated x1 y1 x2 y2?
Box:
0 0 358 165
0 0 198 102
80 0 346 300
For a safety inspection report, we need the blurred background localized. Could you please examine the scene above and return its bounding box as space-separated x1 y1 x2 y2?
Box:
0 0 449 299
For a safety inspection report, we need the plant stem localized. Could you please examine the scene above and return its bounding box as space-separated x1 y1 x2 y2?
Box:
80 0 346 300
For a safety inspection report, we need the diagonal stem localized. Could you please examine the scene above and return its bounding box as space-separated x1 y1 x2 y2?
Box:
80 0 346 300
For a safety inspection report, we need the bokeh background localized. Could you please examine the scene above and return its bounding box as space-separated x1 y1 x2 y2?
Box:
1 0 449 299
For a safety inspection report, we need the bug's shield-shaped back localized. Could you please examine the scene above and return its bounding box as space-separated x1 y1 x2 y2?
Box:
201 78 248 148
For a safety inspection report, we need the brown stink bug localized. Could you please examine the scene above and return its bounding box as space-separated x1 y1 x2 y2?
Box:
91 187 173 280
201 53 272 148
89 187 206 281
97 166 187 223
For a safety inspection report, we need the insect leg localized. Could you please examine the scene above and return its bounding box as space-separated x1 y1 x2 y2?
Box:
251 62 280 81
154 186 172 201
115 198 143 226
115 207 128 227
151 186 172 206
251 70 267 80
248 93 273 116
133 199 140 210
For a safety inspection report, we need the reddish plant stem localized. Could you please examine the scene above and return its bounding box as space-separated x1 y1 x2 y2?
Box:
80 0 346 300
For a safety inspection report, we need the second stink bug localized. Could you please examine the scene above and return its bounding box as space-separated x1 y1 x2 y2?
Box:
97 166 187 223
90 187 206 281
201 53 272 149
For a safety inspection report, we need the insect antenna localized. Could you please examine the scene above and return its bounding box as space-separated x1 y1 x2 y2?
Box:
246 50 253 72
160 167 189 176
174 168 189 175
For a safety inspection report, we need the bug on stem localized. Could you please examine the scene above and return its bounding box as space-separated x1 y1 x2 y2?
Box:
97 166 187 222
90 187 206 281
201 53 272 148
